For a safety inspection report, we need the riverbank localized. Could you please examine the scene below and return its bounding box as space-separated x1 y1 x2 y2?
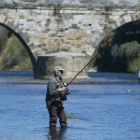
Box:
0 72 139 84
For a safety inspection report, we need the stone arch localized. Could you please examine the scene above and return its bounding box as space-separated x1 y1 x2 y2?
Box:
0 14 39 77
90 13 140 50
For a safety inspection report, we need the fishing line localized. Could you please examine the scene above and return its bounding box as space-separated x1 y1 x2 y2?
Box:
48 12 140 107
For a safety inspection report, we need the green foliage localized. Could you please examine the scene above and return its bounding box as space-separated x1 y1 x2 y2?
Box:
13 2 19 6
92 20 140 73
39 4 44 7
0 35 32 71
93 66 98 70
57 3 63 9
53 4 62 16
105 6 113 11
58 28 65 33
0 27 8 52
61 48 69 52
110 41 140 73
77 5 79 9
47 4 52 8
93 40 140 73
128 53 140 73
65 112 75 119
47 19 51 23
45 47 70 54
0 36 7 51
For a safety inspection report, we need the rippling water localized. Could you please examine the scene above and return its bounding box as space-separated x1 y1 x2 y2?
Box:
0 71 33 77
0 72 140 140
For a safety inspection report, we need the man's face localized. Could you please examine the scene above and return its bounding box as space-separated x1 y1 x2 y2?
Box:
55 70 63 78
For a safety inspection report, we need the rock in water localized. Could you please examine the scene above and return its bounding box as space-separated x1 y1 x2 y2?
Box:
126 90 135 92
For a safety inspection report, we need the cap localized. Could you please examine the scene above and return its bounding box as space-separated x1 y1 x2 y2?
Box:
54 66 66 72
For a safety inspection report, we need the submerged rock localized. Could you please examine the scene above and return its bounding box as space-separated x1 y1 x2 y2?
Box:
126 90 135 92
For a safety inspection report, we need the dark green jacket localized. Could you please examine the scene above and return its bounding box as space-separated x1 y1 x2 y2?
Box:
45 77 68 105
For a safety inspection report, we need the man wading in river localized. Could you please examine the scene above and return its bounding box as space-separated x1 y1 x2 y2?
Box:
45 67 70 128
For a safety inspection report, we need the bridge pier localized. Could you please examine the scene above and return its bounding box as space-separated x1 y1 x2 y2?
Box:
34 52 89 79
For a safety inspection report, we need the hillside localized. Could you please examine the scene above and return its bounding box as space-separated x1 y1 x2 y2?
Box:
0 27 32 71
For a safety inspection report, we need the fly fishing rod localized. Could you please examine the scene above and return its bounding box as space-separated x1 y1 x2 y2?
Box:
47 12 140 108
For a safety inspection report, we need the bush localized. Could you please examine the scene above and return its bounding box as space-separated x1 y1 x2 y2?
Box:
0 27 8 51
0 34 32 71
13 2 19 6
105 6 113 11
47 19 51 23
65 112 75 119
58 28 65 33
61 48 69 52
93 40 140 73
57 3 63 9
128 53 140 73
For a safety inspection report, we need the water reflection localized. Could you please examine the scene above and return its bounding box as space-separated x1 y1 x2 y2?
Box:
48 127 67 140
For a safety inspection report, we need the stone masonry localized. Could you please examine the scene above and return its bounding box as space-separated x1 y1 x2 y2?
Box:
36 51 88 79
0 7 139 77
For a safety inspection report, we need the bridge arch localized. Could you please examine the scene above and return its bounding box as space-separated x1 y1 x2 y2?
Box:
91 13 140 73
0 14 39 77
91 13 140 49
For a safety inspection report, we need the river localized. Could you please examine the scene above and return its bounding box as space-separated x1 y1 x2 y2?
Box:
0 72 140 140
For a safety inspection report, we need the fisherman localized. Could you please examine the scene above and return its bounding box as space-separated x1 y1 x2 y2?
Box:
45 66 70 128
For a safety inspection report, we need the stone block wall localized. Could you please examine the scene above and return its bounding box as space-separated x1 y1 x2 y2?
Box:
0 7 139 78
3 0 140 6
35 52 88 79
0 8 138 60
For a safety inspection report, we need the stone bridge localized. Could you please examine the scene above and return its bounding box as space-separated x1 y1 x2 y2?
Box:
0 7 140 78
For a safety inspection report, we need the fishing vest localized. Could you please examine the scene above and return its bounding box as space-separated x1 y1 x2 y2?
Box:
46 77 66 105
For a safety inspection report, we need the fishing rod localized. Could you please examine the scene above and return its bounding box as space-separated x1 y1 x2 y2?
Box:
47 12 140 108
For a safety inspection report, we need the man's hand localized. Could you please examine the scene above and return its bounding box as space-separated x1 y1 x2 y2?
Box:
58 87 66 92
65 91 70 95
58 87 70 95
65 87 70 95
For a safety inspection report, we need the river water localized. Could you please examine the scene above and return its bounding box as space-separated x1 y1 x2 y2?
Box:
0 72 140 140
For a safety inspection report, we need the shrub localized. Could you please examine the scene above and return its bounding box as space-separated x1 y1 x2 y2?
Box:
61 48 70 52
65 112 75 119
0 34 32 71
47 19 51 23
58 28 65 33
57 3 63 9
128 53 140 73
105 6 113 11
13 2 19 6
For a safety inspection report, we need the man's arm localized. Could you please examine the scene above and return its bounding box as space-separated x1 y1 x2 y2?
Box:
48 79 59 95
48 79 66 95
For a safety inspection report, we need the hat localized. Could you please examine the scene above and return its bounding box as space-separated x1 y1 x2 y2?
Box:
54 66 66 72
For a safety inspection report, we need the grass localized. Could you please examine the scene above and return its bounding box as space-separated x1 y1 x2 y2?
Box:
13 2 19 6
105 6 113 11
61 48 69 52
65 112 75 119
57 3 63 9
45 47 70 54
128 54 140 73
93 66 98 70
0 34 32 71
47 19 51 23
58 28 65 33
